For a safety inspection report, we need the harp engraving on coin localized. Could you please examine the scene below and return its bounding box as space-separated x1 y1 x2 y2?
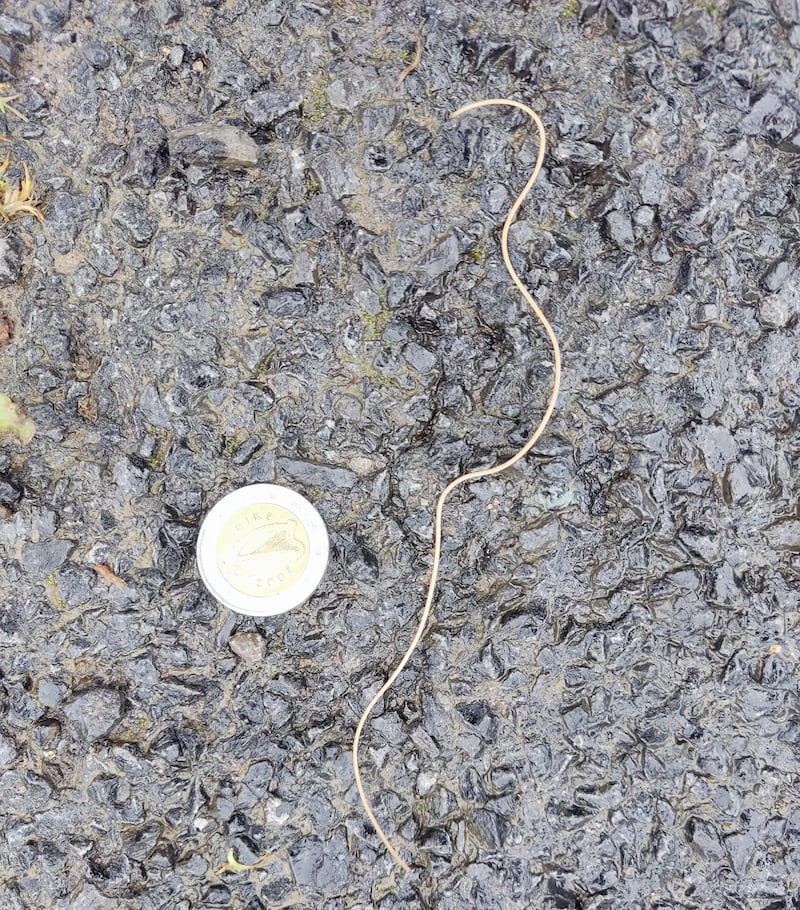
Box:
216 504 310 597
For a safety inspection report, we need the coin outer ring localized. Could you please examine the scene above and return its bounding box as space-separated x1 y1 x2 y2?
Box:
196 484 329 616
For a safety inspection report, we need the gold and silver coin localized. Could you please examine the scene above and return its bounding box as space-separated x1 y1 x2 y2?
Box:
196 484 329 616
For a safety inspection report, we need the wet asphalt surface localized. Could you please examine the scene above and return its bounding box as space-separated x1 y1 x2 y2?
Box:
1 0 799 907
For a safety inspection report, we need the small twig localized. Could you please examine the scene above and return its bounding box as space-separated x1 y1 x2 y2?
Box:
394 28 424 90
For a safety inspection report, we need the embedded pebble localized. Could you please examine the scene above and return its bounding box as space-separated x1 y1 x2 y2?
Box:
63 688 124 742
111 197 157 246
23 539 73 576
31 2 69 30
228 631 266 664
0 13 34 39
310 151 360 199
604 210 635 251
169 123 259 168
0 235 22 286
244 90 302 128
0 735 17 765
0 39 18 73
123 117 169 189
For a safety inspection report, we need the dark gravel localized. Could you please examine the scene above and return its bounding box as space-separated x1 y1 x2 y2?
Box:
1 0 799 907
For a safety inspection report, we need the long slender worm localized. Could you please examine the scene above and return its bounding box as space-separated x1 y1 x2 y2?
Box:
352 99 562 873
395 27 424 90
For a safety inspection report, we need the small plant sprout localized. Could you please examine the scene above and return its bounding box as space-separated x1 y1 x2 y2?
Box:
0 155 44 222
302 78 331 124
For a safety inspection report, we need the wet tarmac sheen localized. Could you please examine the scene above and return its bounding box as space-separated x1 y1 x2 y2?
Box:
0 0 798 907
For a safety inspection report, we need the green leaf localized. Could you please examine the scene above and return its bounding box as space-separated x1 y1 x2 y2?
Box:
0 394 36 443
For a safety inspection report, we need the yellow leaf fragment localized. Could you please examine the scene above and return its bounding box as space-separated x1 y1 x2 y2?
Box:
215 848 273 875
0 84 27 121
0 393 36 443
0 157 44 223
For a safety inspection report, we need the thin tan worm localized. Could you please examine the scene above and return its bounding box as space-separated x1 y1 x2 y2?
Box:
352 99 562 872
395 28 424 90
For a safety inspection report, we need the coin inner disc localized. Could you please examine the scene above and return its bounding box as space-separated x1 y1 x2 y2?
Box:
215 503 311 597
